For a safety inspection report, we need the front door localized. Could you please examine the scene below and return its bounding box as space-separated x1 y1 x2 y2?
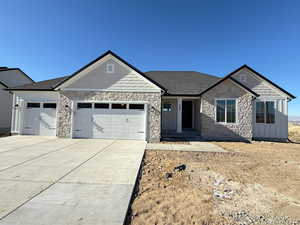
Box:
182 101 193 129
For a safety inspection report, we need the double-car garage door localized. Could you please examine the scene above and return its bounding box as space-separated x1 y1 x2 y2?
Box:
73 102 146 140
21 101 146 140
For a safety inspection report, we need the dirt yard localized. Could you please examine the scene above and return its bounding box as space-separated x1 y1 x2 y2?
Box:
126 141 300 225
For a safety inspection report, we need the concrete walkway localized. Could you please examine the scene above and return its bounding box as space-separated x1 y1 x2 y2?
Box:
146 141 226 152
0 136 145 225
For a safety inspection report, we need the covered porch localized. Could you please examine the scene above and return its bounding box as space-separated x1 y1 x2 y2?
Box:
161 96 202 140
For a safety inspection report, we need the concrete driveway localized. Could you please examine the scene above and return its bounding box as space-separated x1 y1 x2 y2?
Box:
0 136 145 225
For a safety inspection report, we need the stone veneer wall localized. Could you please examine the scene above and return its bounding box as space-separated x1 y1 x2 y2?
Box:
56 91 161 142
200 80 253 141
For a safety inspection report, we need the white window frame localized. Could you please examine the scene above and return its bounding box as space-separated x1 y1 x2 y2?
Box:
255 100 276 124
106 63 115 74
215 98 238 124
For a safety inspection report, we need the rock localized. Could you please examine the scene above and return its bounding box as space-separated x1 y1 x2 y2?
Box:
174 164 186 171
165 172 173 179
214 178 224 186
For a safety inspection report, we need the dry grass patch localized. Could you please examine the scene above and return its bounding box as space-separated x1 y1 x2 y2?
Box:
289 123 300 142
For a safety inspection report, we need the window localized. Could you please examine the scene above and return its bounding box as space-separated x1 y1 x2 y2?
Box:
94 103 109 109
112 103 127 109
216 100 225 122
226 100 236 123
129 104 144 110
106 63 115 73
266 102 275 124
43 103 56 109
216 99 236 123
27 102 40 108
77 103 92 109
256 101 275 124
163 103 172 112
256 102 265 123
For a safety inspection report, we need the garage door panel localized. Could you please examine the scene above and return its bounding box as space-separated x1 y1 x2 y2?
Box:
74 109 92 138
22 109 40 135
73 103 146 140
21 102 57 136
92 113 112 138
40 109 56 136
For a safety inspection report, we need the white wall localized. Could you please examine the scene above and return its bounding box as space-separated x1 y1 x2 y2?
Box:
11 91 59 134
0 84 12 132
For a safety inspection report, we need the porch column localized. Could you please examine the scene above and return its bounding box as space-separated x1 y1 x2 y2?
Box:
177 97 182 133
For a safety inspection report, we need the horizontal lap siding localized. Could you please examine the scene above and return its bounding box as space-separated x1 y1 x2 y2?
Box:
67 58 159 92
232 69 288 139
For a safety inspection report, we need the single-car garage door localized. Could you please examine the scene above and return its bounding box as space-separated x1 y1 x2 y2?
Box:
73 102 146 140
22 102 57 136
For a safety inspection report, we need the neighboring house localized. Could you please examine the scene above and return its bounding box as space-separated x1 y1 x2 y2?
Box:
0 67 34 133
8 51 295 142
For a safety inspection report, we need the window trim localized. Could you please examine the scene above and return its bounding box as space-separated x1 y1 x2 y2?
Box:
255 100 276 124
215 98 238 124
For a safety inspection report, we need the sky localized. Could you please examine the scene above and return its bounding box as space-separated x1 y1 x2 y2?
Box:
0 0 299 116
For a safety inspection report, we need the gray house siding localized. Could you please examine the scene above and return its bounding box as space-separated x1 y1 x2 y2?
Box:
0 83 12 133
67 58 160 92
57 91 161 142
232 69 285 99
200 80 253 141
232 69 289 139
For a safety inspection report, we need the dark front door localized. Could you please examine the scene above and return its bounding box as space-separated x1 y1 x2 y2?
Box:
182 101 193 129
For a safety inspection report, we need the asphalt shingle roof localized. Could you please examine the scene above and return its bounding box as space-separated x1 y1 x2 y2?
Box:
9 71 221 95
145 71 221 95
9 76 69 90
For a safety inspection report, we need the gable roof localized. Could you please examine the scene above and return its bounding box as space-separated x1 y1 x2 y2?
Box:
54 50 166 91
199 64 296 99
8 76 69 91
6 52 295 100
145 71 221 96
0 67 34 84
240 65 296 99
198 73 260 97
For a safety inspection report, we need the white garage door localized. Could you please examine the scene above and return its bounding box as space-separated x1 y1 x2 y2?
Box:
22 102 57 136
73 102 146 140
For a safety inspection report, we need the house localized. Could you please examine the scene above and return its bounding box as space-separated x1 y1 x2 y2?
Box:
7 51 295 142
0 67 34 133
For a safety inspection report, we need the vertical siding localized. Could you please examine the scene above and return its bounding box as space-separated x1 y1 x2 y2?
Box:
253 99 288 139
232 68 289 139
